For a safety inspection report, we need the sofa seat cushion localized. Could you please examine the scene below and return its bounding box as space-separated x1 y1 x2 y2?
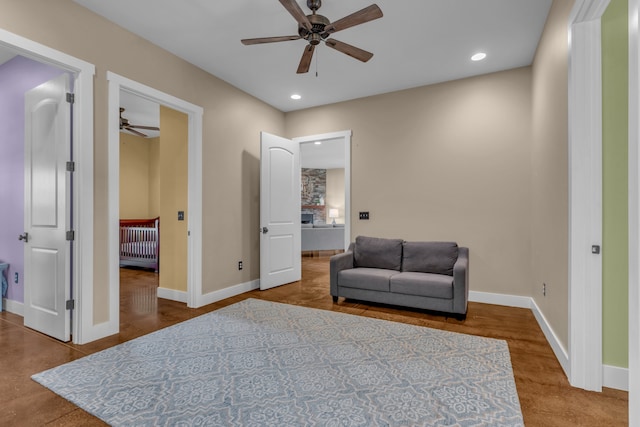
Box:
402 241 459 276
354 236 403 271
338 268 396 292
390 272 453 299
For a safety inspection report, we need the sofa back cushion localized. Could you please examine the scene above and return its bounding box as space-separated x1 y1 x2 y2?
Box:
354 236 403 271
402 241 459 276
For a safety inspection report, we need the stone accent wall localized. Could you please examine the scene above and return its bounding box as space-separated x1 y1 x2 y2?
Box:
301 168 326 223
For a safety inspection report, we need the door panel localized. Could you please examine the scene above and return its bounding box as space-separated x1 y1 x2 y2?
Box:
23 73 71 342
260 132 300 290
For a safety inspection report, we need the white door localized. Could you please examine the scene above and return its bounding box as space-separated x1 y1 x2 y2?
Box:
260 132 301 290
23 73 72 342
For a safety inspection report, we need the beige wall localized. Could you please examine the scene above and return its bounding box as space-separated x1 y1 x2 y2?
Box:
119 133 151 219
530 0 574 350
149 138 160 217
286 67 534 297
2 1 578 342
159 106 188 292
326 168 345 224
0 0 286 323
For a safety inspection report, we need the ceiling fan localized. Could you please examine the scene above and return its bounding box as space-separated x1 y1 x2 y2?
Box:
119 107 160 138
241 0 383 74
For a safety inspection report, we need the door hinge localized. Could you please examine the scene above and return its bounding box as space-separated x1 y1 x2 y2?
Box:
66 161 75 172
66 230 75 241
66 93 75 104
66 299 75 310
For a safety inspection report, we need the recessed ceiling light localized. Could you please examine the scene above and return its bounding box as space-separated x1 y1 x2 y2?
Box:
471 52 487 61
290 94 301 100
314 141 322 145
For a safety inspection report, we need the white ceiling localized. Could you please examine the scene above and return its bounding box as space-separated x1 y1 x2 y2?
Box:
301 137 345 169
73 0 552 112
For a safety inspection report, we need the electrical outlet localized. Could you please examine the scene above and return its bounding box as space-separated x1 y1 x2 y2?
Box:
238 261 243 271
14 272 18 284
543 283 546 297
359 211 370 220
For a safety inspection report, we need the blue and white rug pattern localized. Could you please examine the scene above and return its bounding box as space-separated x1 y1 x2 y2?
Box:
33 298 524 426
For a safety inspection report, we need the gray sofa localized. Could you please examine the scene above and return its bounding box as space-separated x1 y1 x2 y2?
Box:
330 236 469 317
301 224 345 251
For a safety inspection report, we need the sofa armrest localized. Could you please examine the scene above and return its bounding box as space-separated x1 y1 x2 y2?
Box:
452 247 469 314
330 246 354 297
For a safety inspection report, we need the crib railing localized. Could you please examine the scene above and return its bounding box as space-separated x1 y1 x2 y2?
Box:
119 217 159 271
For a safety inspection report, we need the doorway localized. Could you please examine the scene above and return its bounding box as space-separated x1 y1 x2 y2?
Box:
107 72 204 336
0 29 95 344
295 130 351 252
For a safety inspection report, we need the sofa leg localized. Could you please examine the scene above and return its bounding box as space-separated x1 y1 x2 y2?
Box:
332 296 338 303
453 313 467 321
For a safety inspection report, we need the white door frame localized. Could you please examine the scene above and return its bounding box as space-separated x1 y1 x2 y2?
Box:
628 0 640 422
106 72 204 336
293 130 352 250
0 29 95 345
567 0 610 391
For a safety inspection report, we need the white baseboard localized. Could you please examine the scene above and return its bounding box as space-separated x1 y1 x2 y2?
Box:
469 291 532 308
198 279 260 307
603 364 629 391
530 298 570 378
469 290 570 379
157 287 187 303
2 298 24 316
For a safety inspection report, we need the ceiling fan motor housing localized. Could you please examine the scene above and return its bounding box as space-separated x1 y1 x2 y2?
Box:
298 13 330 44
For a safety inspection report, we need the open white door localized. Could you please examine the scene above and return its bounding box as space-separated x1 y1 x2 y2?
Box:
23 73 72 342
260 132 301 290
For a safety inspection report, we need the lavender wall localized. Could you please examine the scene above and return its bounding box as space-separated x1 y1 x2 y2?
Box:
0 55 63 304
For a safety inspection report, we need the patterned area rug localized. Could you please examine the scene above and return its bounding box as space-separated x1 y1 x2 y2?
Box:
33 299 524 426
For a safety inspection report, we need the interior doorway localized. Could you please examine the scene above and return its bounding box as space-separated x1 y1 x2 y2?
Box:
295 130 351 252
106 72 204 337
300 136 348 257
0 29 95 344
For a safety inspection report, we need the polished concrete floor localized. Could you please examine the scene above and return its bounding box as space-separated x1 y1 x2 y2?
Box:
1 257 628 426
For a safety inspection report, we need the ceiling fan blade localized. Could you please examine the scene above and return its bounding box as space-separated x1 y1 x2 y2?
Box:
279 0 312 31
324 4 383 35
128 125 161 131
297 44 315 74
325 39 373 62
241 35 301 45
124 127 148 138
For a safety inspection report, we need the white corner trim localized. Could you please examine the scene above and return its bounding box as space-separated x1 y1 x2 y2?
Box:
199 280 260 307
629 0 640 423
603 365 629 391
3 299 24 317
531 298 571 378
157 287 188 303
468 291 532 309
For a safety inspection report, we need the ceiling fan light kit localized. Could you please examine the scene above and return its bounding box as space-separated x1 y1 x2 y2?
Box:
241 0 383 74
